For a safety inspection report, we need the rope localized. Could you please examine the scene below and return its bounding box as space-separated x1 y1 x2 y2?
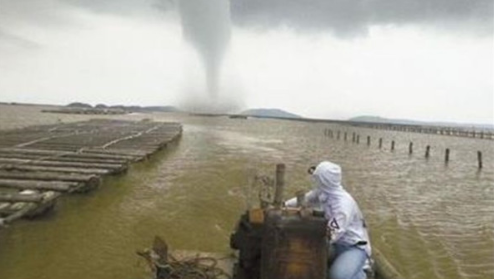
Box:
159 254 231 279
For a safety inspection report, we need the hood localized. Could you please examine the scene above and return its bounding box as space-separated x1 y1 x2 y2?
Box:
312 161 343 193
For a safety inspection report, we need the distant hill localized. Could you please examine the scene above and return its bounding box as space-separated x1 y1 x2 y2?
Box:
349 115 494 130
65 103 180 113
240 108 302 119
67 102 92 108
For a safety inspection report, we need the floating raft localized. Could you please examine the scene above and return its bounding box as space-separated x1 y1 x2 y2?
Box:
0 119 182 227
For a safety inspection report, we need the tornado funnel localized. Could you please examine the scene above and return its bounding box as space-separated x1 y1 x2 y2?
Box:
178 0 231 99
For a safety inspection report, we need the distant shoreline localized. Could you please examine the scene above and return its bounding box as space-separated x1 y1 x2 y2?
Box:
1 102 492 132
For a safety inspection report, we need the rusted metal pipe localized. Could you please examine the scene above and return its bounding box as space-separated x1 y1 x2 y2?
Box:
273 163 285 208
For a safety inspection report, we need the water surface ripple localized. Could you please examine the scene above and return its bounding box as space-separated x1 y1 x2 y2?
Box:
0 105 492 279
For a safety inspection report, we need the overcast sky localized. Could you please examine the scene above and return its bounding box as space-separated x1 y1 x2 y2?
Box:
0 0 492 124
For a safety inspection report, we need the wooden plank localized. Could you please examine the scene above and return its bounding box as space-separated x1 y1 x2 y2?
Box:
69 152 141 161
81 148 149 157
0 153 127 164
0 191 61 224
0 193 45 203
0 202 38 219
0 170 100 183
0 158 127 173
1 164 111 175
15 132 77 148
0 179 78 192
0 148 138 161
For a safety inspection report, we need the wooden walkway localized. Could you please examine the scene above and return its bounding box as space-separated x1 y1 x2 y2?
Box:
244 115 494 140
347 121 494 140
0 119 182 227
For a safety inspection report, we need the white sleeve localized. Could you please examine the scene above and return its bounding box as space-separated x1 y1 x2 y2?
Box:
285 197 298 207
305 190 319 206
285 190 319 207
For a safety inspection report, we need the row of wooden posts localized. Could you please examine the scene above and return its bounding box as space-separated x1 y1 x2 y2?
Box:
347 122 494 140
324 129 484 169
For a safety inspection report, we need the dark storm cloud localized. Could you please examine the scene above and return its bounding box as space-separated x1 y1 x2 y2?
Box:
61 0 493 36
0 0 491 47
231 0 493 35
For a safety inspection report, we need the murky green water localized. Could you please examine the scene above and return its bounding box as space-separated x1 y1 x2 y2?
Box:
0 104 493 279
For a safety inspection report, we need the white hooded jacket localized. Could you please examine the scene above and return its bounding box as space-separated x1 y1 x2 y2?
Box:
286 161 371 256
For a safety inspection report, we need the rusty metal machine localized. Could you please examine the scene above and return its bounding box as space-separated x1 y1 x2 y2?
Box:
230 164 328 279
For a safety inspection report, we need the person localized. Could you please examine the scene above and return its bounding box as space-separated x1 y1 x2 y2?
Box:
285 161 371 279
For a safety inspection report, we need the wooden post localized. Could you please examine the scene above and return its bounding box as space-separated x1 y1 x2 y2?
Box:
445 148 450 163
337 131 340 140
391 141 395 151
478 151 483 169
425 145 430 158
273 163 285 209
367 136 371 146
296 190 306 207
352 133 356 142
356 135 360 144
379 138 383 149
344 132 347 141
409 142 413 154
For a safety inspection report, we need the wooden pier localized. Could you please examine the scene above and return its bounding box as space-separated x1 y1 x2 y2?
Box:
251 115 494 140
347 121 494 140
0 119 182 227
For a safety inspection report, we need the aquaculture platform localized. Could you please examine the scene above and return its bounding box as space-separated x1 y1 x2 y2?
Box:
0 119 182 227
